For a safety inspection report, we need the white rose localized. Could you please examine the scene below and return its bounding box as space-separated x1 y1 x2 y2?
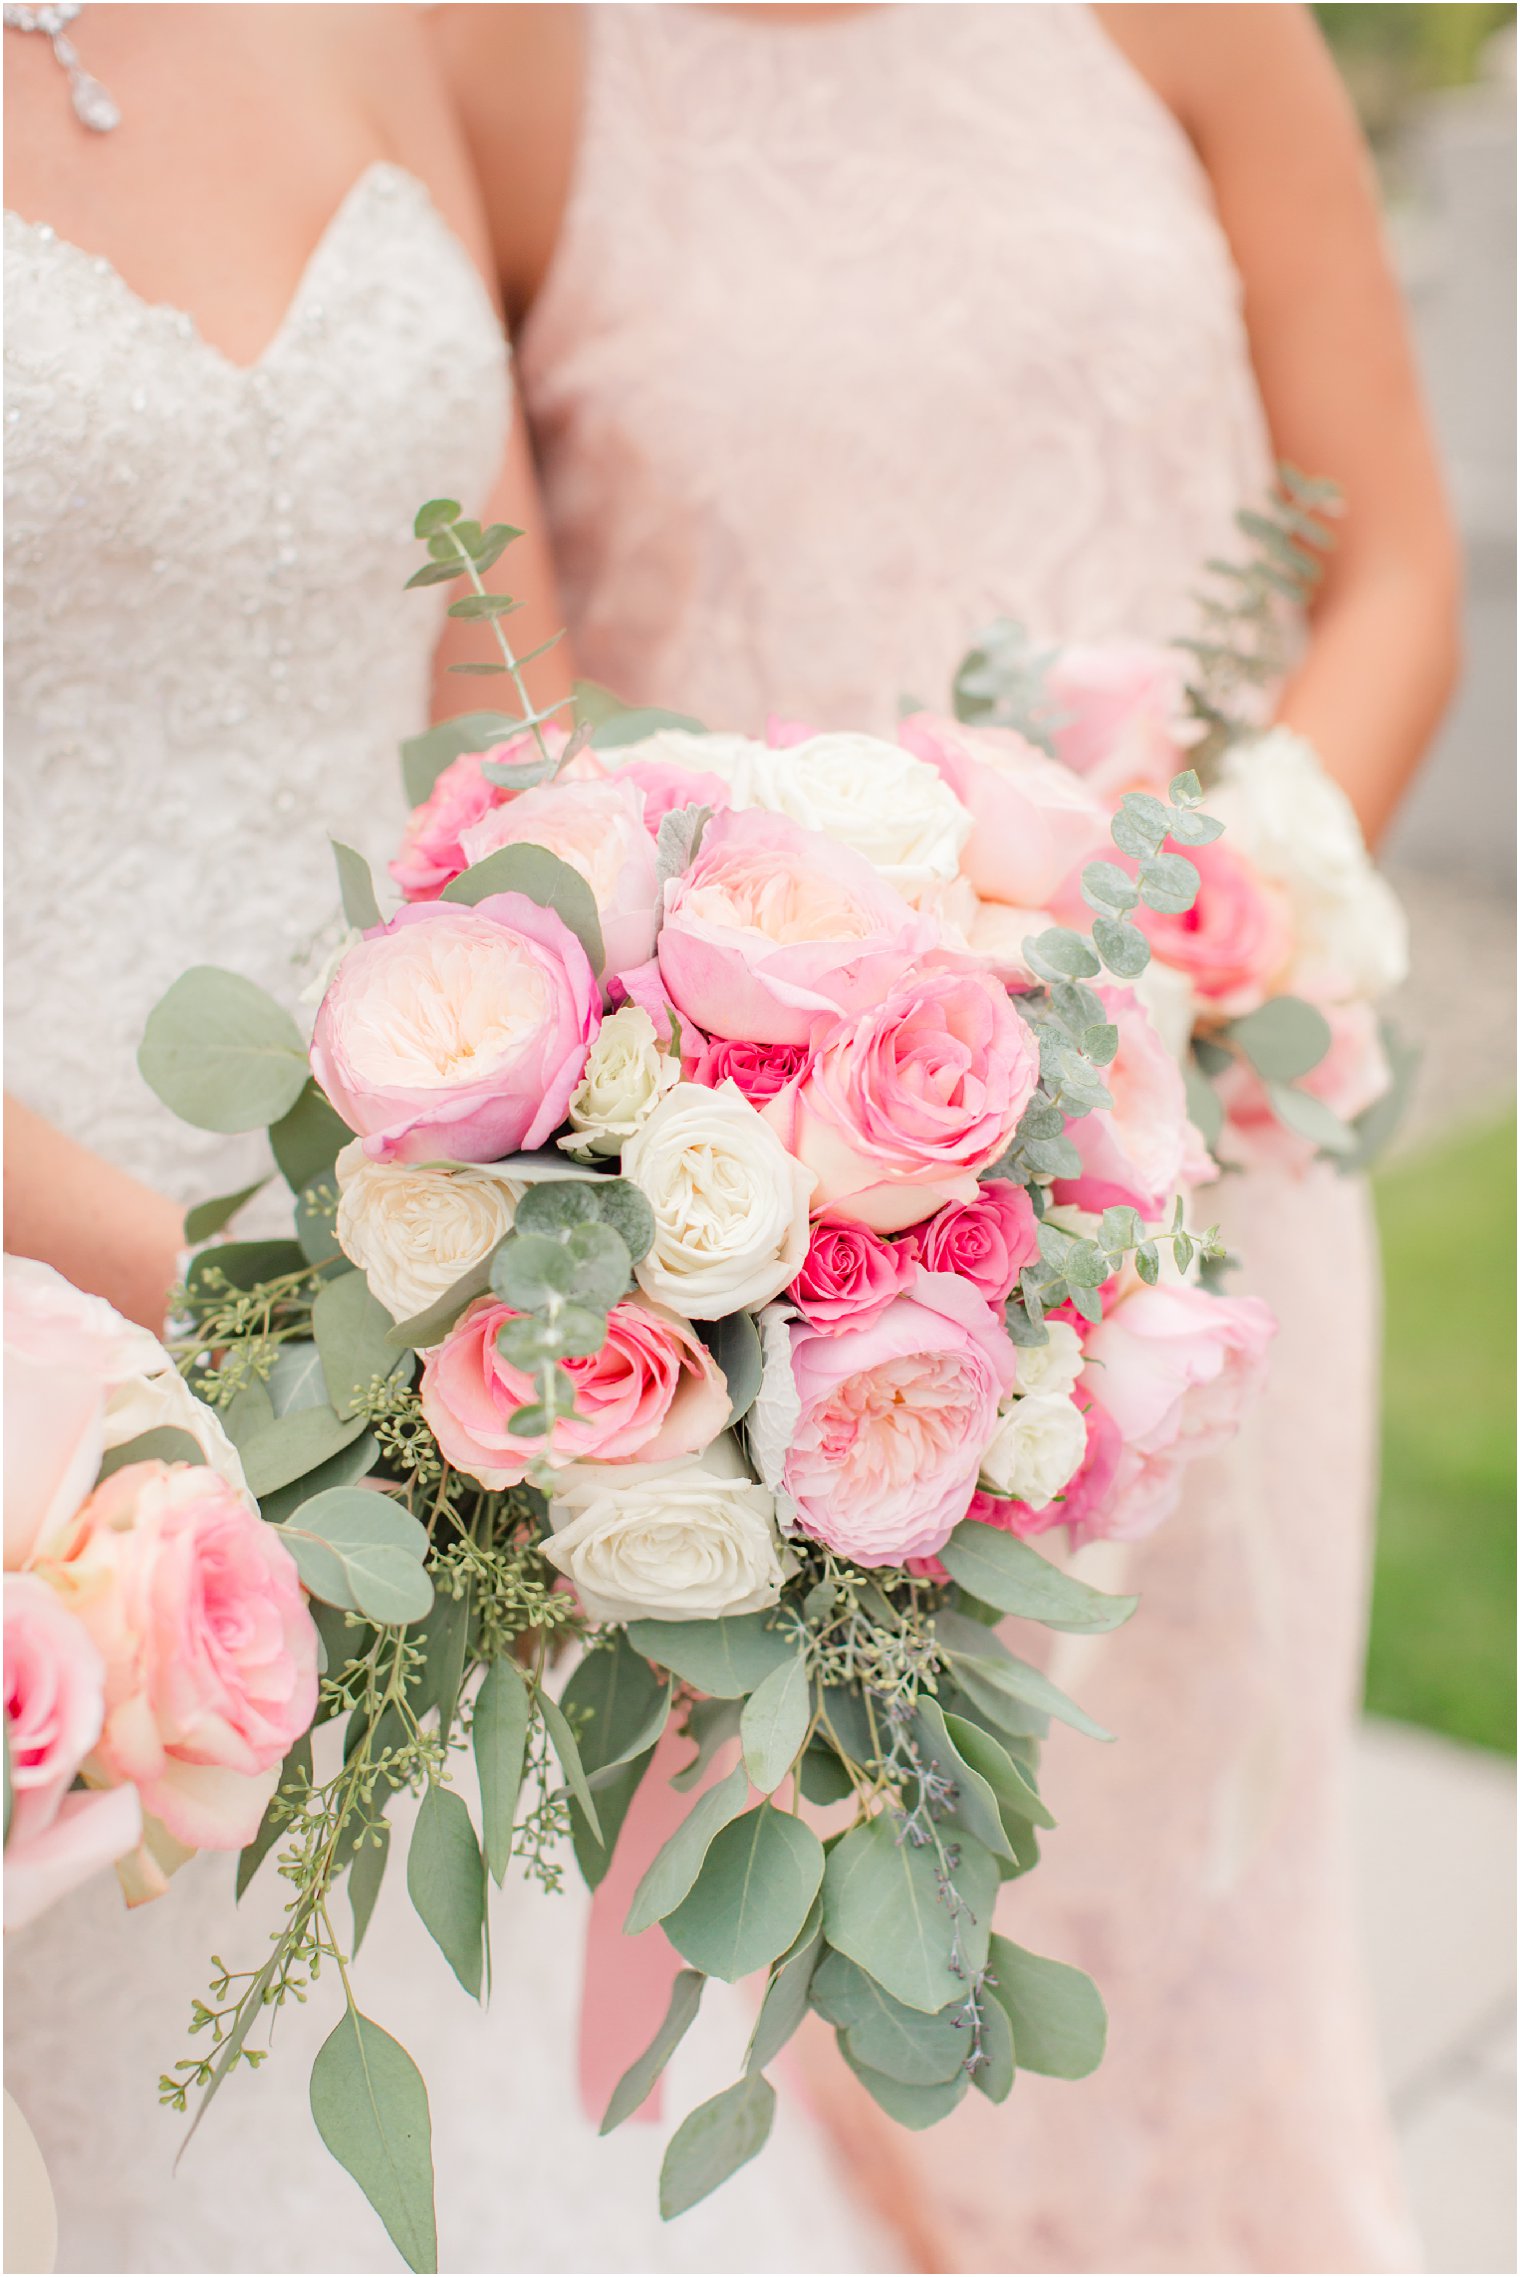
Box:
622 1080 815 1320
334 1141 523 1324
752 733 972 900
1213 729 1408 1001
980 1391 1088 1507
1011 1319 1084 1398
544 1438 791 1622
600 728 770 809
560 1006 680 1161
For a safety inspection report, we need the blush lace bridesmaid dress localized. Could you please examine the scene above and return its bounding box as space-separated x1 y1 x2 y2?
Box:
3 163 896 2276
514 7 1422 2269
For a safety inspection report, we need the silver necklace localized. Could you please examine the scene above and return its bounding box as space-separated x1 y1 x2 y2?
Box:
3 3 120 133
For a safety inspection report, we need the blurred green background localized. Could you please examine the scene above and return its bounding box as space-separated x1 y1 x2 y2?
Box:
1316 4 1516 1760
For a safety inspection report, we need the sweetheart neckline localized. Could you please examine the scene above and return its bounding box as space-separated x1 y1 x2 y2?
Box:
4 161 469 377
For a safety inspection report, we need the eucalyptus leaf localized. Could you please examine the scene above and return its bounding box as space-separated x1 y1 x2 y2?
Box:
313 1270 408 1418
745 1900 823 2074
708 1309 763 1427
1226 995 1333 1082
406 1784 485 1999
627 1615 794 1700
95 1425 205 1479
985 1933 1107 2078
183 1180 268 1243
414 498 461 538
670 1697 743 1792
440 843 605 974
624 1761 749 1935
473 1657 532 1885
822 1815 997 2013
270 1081 353 1193
654 802 712 889
265 1341 328 1420
739 1653 810 1795
663 1805 824 1982
1266 1080 1357 1156
1182 1060 1225 1149
586 701 706 749
561 1632 665 1791
912 1697 1013 1862
809 1950 967 2085
941 1710 1055 1831
1136 851 1200 914
240 1404 370 1498
260 1431 377 1525
309 2008 437 2273
937 1615 1112 1742
348 1818 390 1958
539 1689 602 1846
139 967 308 1134
235 1732 311 1900
278 1486 433 1625
386 1253 499 1351
601 1970 706 2135
659 2075 775 2221
1090 915 1151 979
972 1986 1016 2102
332 841 382 933
400 711 521 807
835 2038 970 2129
939 1519 1137 1633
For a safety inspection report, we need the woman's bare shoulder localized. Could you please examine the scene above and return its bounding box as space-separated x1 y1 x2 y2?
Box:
1091 4 1335 143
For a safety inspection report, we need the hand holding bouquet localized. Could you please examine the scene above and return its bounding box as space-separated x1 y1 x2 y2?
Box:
68 498 1282 2269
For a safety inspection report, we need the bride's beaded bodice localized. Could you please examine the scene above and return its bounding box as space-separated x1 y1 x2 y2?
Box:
518 2 1272 733
4 163 509 1196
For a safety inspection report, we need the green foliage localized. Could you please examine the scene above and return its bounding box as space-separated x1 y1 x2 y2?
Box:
738 1651 810 1793
745 1902 824 2074
626 1614 795 1699
986 1934 1107 2078
184 1180 269 1243
950 619 1062 751
625 1762 751 1936
602 1970 706 2135
473 1658 532 1886
139 966 309 1133
810 1950 967 2084
822 1815 997 2014
1368 1115 1516 1752
270 1081 353 1194
406 1785 486 1999
309 2007 437 2273
331 841 382 934
440 841 605 974
659 2075 776 2220
313 1270 411 1418
96 1425 206 1478
662 1805 825 1982
938 1518 1137 1633
278 1489 434 1626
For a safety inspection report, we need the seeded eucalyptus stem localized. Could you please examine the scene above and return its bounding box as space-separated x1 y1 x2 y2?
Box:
441 523 556 765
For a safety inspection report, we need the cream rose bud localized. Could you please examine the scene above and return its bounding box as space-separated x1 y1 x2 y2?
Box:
754 733 971 900
334 1143 522 1324
980 1391 1089 1507
544 1440 791 1623
1011 1319 1085 1398
560 1005 679 1160
621 1080 815 1320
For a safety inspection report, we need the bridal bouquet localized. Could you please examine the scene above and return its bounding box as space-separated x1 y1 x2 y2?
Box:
937 469 1414 1178
114 501 1276 2270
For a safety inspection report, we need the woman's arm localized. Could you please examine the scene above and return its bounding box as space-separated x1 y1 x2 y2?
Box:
4 1095 185 1331
1098 3 1462 845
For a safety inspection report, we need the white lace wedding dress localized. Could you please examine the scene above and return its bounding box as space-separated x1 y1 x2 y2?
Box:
3 164 896 2277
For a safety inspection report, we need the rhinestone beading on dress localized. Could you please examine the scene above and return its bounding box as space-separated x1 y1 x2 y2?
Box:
3 163 509 1202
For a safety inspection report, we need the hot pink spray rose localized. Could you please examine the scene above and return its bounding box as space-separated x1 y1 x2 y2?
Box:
778 1272 1016 1565
788 1216 911 1331
898 713 1111 909
771 967 1040 1233
421 1294 731 1490
47 1461 319 1851
1052 984 1196 1220
656 808 938 1046
1042 642 1191 799
691 1036 811 1108
311 894 600 1166
906 1180 1039 1305
1080 1281 1276 1539
389 728 569 901
3 1574 142 1929
459 775 661 977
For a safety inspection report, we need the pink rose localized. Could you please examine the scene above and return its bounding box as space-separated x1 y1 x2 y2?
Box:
1079 1282 1276 1539
311 894 600 1166
1042 643 1190 799
390 729 569 902
1131 840 1292 1015
656 808 938 1046
899 713 1110 909
47 1461 319 1851
692 1036 811 1107
460 776 660 976
788 1217 910 1331
1218 1000 1391 1173
3 1573 142 1928
617 758 733 832
772 967 1040 1234
421 1294 731 1490
781 1273 1016 1565
1053 985 1194 1220
907 1180 1038 1304
764 715 816 747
